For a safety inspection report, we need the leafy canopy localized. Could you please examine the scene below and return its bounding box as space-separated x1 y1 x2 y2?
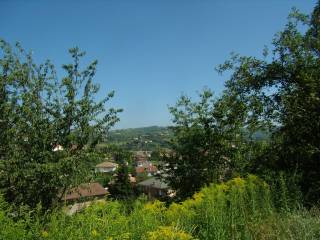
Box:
0 40 122 208
216 3 320 204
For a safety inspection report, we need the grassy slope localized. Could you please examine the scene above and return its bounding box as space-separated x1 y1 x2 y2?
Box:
1 175 319 240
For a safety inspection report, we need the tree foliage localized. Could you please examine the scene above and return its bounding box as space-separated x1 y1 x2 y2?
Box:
108 150 134 200
216 3 320 204
163 2 320 204
161 89 254 200
0 40 122 208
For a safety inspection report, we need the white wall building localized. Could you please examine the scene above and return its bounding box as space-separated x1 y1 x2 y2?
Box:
95 161 118 173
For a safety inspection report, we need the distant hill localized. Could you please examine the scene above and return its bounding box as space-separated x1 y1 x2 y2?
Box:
105 126 173 151
102 126 270 151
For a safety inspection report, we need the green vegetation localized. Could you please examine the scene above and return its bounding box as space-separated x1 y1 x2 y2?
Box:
104 126 173 151
108 151 135 200
161 3 320 205
1 2 320 240
162 89 253 200
0 40 122 208
1 176 319 240
215 4 320 204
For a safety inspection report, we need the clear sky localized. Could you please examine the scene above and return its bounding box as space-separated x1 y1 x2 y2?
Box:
0 0 316 129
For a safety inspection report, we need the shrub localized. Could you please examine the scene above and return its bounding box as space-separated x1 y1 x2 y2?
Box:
1 175 320 240
146 226 194 240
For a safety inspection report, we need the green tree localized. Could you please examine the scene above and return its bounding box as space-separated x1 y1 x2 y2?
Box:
161 89 252 200
217 3 320 204
0 40 122 208
108 151 134 200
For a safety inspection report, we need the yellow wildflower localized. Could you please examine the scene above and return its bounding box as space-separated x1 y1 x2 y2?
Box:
232 177 245 186
147 226 194 240
120 233 131 239
217 183 229 192
41 230 49 238
91 229 99 237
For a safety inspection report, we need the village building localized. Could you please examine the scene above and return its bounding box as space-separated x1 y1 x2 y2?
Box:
128 174 137 184
95 161 118 173
53 144 64 152
135 164 158 176
133 151 152 162
109 173 137 185
62 182 108 203
137 177 170 199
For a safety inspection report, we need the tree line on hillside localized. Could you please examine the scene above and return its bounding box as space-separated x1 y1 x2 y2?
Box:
105 126 173 151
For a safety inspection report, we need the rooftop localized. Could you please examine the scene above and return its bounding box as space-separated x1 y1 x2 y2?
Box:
63 182 108 201
137 177 168 189
95 161 118 168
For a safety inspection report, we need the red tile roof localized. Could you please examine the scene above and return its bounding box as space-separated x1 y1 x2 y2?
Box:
135 166 145 174
135 165 158 174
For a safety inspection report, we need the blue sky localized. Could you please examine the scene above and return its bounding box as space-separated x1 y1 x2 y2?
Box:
0 0 315 129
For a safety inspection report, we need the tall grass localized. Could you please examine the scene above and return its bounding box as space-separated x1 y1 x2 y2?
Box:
0 175 319 239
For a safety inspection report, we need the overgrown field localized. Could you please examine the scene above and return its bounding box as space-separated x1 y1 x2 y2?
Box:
1 175 319 240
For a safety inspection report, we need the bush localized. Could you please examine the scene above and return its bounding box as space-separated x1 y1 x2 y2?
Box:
1 175 320 240
146 226 194 240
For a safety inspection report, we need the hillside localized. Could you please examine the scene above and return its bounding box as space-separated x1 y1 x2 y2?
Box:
106 126 173 151
103 126 270 152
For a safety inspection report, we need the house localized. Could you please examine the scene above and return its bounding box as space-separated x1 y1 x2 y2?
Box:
95 161 118 173
133 151 151 162
52 144 79 152
137 177 170 199
129 174 137 184
108 174 137 186
135 163 158 176
146 165 158 174
63 182 108 203
53 144 64 152
136 160 147 167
